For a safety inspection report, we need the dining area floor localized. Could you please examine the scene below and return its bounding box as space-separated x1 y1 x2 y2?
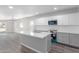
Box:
0 32 21 53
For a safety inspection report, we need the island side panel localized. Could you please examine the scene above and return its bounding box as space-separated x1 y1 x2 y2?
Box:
20 34 48 53
45 34 52 52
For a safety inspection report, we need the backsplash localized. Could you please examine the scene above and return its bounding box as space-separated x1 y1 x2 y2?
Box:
34 25 79 33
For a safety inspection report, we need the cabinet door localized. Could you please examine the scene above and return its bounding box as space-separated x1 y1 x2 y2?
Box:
45 35 52 51
68 13 79 25
57 32 63 43
34 18 48 25
57 32 70 44
57 13 79 25
61 15 69 25
53 16 63 25
70 34 79 47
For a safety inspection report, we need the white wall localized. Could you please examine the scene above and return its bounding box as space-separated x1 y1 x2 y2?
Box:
14 18 34 33
6 21 14 32
0 20 14 32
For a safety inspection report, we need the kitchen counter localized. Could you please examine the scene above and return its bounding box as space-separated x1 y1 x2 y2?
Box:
58 31 79 34
16 31 51 53
16 32 50 39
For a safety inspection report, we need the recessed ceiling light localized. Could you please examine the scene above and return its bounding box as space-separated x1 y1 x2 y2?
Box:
20 31 24 33
9 6 13 9
30 21 34 26
35 12 39 15
30 32 34 35
20 23 23 28
54 8 57 10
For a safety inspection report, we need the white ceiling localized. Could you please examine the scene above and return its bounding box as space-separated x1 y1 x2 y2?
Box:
0 5 78 20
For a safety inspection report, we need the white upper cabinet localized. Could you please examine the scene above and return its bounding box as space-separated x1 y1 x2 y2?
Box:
54 16 63 25
60 15 69 25
34 17 48 25
34 12 79 25
68 13 79 25
49 15 69 25
52 13 79 25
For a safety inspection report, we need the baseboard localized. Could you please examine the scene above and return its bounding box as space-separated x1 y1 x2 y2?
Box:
21 43 42 53
57 42 79 49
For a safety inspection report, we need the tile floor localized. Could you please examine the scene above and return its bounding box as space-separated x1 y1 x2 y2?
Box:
0 33 21 53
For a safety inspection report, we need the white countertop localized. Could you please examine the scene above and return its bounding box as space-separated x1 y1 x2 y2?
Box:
16 32 50 38
58 31 79 34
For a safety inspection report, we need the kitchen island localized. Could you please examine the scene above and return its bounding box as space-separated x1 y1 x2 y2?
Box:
17 32 51 53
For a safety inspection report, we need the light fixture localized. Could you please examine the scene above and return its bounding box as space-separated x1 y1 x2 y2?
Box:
3 24 6 28
35 12 39 15
30 32 34 35
0 22 2 25
20 22 23 28
54 8 57 10
20 31 24 33
9 6 13 9
30 21 34 26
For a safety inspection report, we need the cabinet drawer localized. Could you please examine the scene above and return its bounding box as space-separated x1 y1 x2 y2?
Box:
70 34 79 47
57 32 70 44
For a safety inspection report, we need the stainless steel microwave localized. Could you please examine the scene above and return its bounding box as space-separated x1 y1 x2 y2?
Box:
48 20 57 25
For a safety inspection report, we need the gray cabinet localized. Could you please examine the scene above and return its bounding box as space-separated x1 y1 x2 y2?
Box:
57 32 70 44
70 34 79 47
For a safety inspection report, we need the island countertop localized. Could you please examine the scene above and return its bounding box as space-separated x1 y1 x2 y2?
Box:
16 32 51 39
15 31 51 53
